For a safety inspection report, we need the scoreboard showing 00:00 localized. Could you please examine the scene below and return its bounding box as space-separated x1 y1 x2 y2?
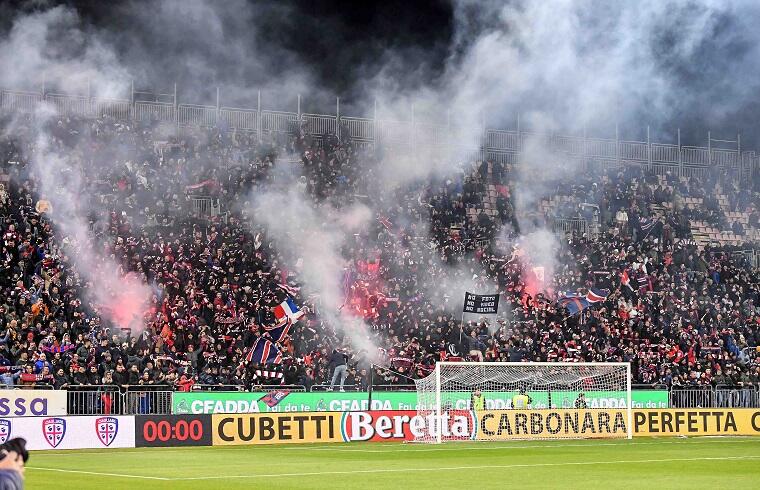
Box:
135 415 213 447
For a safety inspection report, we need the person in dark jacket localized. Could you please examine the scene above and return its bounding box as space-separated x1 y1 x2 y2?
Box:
112 363 130 388
86 365 99 385
328 348 348 392
72 365 89 386
298 367 315 391
53 368 70 390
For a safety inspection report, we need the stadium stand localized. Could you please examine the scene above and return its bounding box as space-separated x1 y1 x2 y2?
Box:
0 98 758 407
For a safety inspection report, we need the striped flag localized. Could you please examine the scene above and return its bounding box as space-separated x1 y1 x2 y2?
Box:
245 337 282 365
639 216 656 232
559 295 590 316
585 288 610 303
378 216 394 234
273 298 303 324
263 320 292 343
276 283 300 297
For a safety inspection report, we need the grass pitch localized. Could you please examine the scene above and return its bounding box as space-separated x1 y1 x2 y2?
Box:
26 438 760 489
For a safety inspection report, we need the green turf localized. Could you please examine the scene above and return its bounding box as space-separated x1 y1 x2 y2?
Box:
25 438 760 489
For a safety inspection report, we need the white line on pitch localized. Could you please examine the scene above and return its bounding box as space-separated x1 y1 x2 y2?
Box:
175 455 760 480
26 467 170 480
280 437 760 453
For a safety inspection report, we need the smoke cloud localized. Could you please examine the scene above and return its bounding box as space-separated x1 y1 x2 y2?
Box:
247 163 380 358
18 104 152 332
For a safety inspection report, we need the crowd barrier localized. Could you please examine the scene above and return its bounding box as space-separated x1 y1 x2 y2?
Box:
670 386 760 408
3 408 759 451
65 386 173 415
6 388 760 418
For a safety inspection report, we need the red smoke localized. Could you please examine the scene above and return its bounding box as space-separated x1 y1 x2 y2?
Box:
97 272 151 332
514 247 552 305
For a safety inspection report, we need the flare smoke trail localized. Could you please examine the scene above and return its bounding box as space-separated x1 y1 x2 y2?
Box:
21 105 152 332
247 163 380 358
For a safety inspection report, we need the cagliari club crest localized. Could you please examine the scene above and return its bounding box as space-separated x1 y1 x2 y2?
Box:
42 417 66 449
96 417 119 447
0 419 11 444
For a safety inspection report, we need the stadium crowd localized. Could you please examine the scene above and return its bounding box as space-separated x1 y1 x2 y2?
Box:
0 113 758 396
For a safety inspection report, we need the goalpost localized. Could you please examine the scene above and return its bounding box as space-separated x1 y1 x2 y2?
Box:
414 362 632 443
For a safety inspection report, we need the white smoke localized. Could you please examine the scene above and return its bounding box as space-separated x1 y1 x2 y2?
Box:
0 6 129 98
248 165 380 359
24 104 152 332
2 0 758 350
366 0 760 191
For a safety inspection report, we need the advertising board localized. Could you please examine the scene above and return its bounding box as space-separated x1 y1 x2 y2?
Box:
634 409 760 436
175 390 668 414
0 415 135 450
341 409 629 442
0 390 67 417
212 412 343 445
344 409 760 442
8 408 747 451
476 409 628 440
342 410 474 442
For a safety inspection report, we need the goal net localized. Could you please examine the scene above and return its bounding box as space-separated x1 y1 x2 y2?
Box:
413 362 632 443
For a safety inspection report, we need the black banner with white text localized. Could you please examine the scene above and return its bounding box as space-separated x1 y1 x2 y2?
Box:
463 292 499 314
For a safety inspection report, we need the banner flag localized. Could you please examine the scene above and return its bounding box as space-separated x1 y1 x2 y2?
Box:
462 292 499 314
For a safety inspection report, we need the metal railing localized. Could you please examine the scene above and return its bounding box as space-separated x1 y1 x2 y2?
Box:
552 217 590 237
731 249 760 269
715 386 760 408
311 383 415 392
66 386 173 415
67 386 121 415
124 386 173 415
261 110 298 134
1 86 756 182
669 385 760 408
134 101 175 123
178 104 218 127
220 107 258 132
190 196 220 218
669 386 715 408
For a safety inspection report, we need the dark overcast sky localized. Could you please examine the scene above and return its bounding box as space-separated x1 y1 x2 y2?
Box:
64 0 455 96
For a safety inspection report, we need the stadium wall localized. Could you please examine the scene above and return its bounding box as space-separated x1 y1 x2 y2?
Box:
4 408 760 450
